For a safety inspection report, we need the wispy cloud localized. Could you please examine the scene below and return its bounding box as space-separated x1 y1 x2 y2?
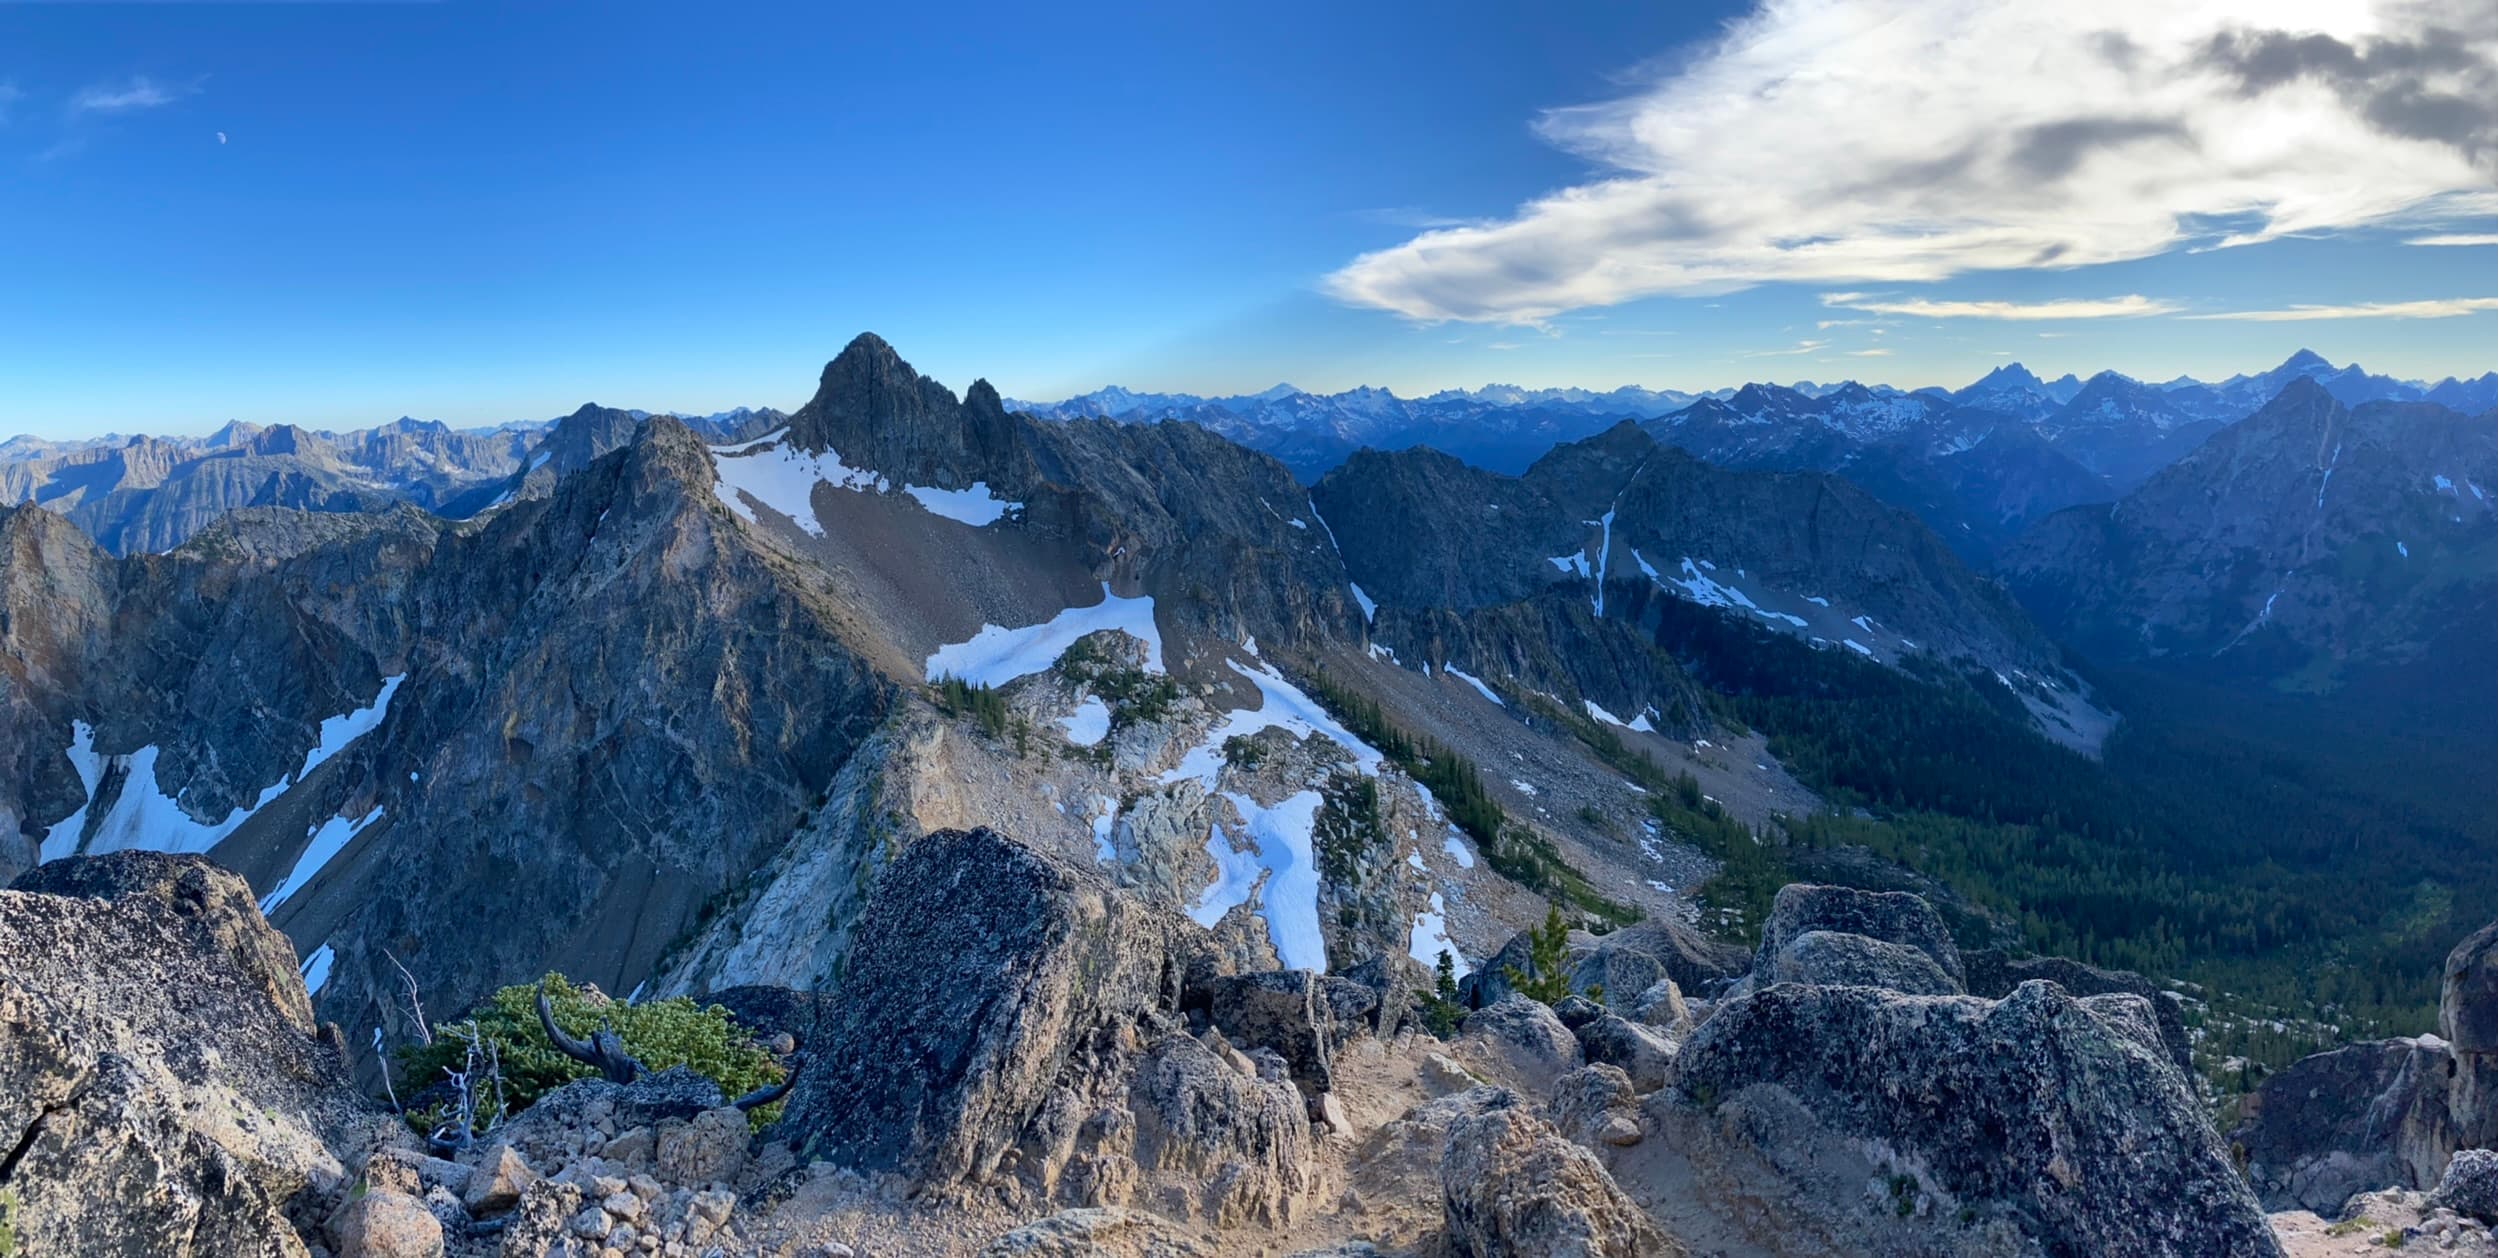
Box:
1845 348 1894 357
2184 297 2498 321
1743 339 1829 357
2406 233 2498 247
1821 293 2180 320
69 76 191 115
1326 1 2498 322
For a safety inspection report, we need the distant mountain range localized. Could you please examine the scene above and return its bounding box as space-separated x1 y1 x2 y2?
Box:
1010 351 2498 488
0 407 778 554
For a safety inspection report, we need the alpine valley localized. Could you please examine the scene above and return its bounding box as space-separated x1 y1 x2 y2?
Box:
8 334 2498 1258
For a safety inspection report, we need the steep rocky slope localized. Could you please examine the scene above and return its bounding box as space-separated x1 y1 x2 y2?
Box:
2002 379 2498 688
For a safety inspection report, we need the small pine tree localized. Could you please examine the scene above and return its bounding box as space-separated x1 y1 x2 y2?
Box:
1421 950 1465 1037
1504 906 1575 1005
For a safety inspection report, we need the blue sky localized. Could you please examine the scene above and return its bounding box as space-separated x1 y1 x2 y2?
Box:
2 0 2493 436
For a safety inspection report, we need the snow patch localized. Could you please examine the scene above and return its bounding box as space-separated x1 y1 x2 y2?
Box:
1843 639 1876 658
1547 551 1590 577
925 583 1163 687
1060 698 1112 747
1584 700 1628 727
1090 796 1119 863
1161 660 1384 787
1444 665 1503 706
1348 582 1377 623
903 481 1020 526
259 807 385 914
1443 832 1476 869
1202 790 1330 972
299 944 335 996
1408 892 1469 978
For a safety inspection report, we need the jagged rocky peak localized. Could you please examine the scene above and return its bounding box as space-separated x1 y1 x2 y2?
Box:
785 332 1028 491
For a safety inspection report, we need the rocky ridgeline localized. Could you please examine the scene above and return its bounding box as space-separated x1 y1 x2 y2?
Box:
10 838 2386 1257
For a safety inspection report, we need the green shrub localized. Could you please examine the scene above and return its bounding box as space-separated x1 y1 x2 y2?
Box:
394 973 785 1135
1421 950 1466 1038
932 674 1009 738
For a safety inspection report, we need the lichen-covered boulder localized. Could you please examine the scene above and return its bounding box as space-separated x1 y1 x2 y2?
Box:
1675 980 2279 1257
1546 1064 1640 1149
1125 1033 1321 1227
1 852 392 1257
1964 948 2193 1078
1753 883 1963 988
776 827 1203 1188
1439 1098 1676 1258
1573 1014 1676 1094
1457 996 1581 1085
2434 1148 2498 1224
1756 929 1962 996
1463 918 1744 1009
1198 969 1376 1095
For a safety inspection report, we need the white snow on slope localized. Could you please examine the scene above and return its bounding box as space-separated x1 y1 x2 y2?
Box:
1590 508 1617 616
1218 789 1329 972
709 429 1020 534
1443 832 1476 868
1548 551 1590 577
1408 891 1469 978
925 583 1163 687
1060 697 1112 747
1444 665 1503 706
299 944 335 996
904 482 1019 526
1191 824 1263 928
1090 795 1119 863
1161 659 1384 786
259 807 384 914
1348 582 1378 623
47 676 405 863
1584 700 1628 727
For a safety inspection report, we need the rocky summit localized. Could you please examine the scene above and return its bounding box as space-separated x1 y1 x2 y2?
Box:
3 334 2497 1257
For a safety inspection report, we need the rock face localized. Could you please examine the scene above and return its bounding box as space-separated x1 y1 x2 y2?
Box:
0 852 388 1256
1752 883 1964 990
1754 929 1962 996
777 827 1200 1184
2235 1035 2459 1214
1675 980 2280 1257
1439 1097 1675 1258
2449 921 2498 1149
2236 916 2498 1212
1457 997 1583 1085
1964 947 2194 1077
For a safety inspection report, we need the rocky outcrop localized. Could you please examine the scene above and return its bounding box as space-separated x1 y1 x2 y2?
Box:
1124 1034 1321 1227
2235 1035 2458 1214
0 852 391 1256
1463 918 1746 1010
1675 979 2280 1257
1752 883 1964 990
777 827 1202 1186
2449 921 2498 1149
2235 916 2498 1213
1572 1014 1677 1094
1457 997 1582 1085
1964 947 2193 1077
1197 969 1377 1098
1439 1097 1676 1258
1754 928 1962 996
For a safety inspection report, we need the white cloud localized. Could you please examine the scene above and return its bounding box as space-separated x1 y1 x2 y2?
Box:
1744 339 1829 357
2183 297 2498 321
1846 348 1895 357
70 76 188 114
1326 1 2498 323
2406 233 2498 246
1822 293 2180 320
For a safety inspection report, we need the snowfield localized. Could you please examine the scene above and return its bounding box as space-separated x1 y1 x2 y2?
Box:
924 583 1163 687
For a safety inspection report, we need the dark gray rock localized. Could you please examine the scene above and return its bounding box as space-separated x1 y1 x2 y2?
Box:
1462 917 1745 1010
2434 1148 2498 1224
1627 978 1688 1030
776 827 1201 1187
1550 994 1605 1030
1756 929 1962 996
1439 1095 1677 1258
1676 980 2279 1257
1199 969 1376 1095
2233 1035 2457 1214
1754 883 1963 987
2446 919 2498 1148
1963 948 2193 1078
1573 1014 1676 1094
695 984 841 1053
